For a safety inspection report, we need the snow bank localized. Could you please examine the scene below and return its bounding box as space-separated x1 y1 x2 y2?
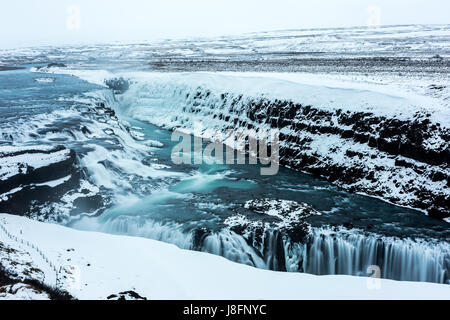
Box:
0 213 449 300
129 72 449 124
30 68 449 126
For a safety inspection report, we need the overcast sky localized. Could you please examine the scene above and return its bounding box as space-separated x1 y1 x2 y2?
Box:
1 0 449 49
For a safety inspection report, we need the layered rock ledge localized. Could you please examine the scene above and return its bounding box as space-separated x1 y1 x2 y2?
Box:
0 145 100 220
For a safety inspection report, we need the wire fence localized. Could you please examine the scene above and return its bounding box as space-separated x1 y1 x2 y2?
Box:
0 219 60 288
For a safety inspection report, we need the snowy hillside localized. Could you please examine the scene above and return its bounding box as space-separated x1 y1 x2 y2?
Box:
1 213 449 300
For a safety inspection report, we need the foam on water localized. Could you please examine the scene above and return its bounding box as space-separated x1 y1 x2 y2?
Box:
99 190 187 220
170 172 256 194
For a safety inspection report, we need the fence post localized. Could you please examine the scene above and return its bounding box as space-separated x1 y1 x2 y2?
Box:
0 220 59 288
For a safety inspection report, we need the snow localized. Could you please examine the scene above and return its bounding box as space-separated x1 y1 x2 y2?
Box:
129 130 145 141
33 77 55 83
0 241 45 282
0 144 56 155
34 175 71 188
0 187 23 203
30 66 113 87
142 139 164 148
241 198 320 231
0 283 50 300
1 213 449 300
0 146 72 181
4 25 450 64
30 68 450 127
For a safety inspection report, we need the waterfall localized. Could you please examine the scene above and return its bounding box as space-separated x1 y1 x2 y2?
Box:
71 215 195 250
301 228 449 284
234 226 449 284
70 215 449 284
201 229 268 269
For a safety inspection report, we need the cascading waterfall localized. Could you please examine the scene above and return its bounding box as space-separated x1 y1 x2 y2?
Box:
71 212 449 284
71 215 195 250
200 229 268 269
71 214 269 269
248 229 290 271
301 228 449 284
227 226 449 284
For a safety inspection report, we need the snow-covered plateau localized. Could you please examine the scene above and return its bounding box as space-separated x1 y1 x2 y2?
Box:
1 213 449 300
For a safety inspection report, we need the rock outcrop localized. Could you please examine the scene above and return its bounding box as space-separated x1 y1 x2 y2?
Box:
0 145 102 220
224 199 321 270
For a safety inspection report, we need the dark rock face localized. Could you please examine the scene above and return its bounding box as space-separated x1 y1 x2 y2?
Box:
242 198 318 243
224 199 320 271
34 63 67 72
107 290 147 300
45 63 66 68
0 145 104 220
0 262 73 300
0 145 78 215
104 77 130 94
174 88 450 220
191 227 212 251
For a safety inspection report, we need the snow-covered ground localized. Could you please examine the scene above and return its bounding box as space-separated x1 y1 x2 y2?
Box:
4 24 449 109
2 25 450 63
29 68 450 129
0 213 449 300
